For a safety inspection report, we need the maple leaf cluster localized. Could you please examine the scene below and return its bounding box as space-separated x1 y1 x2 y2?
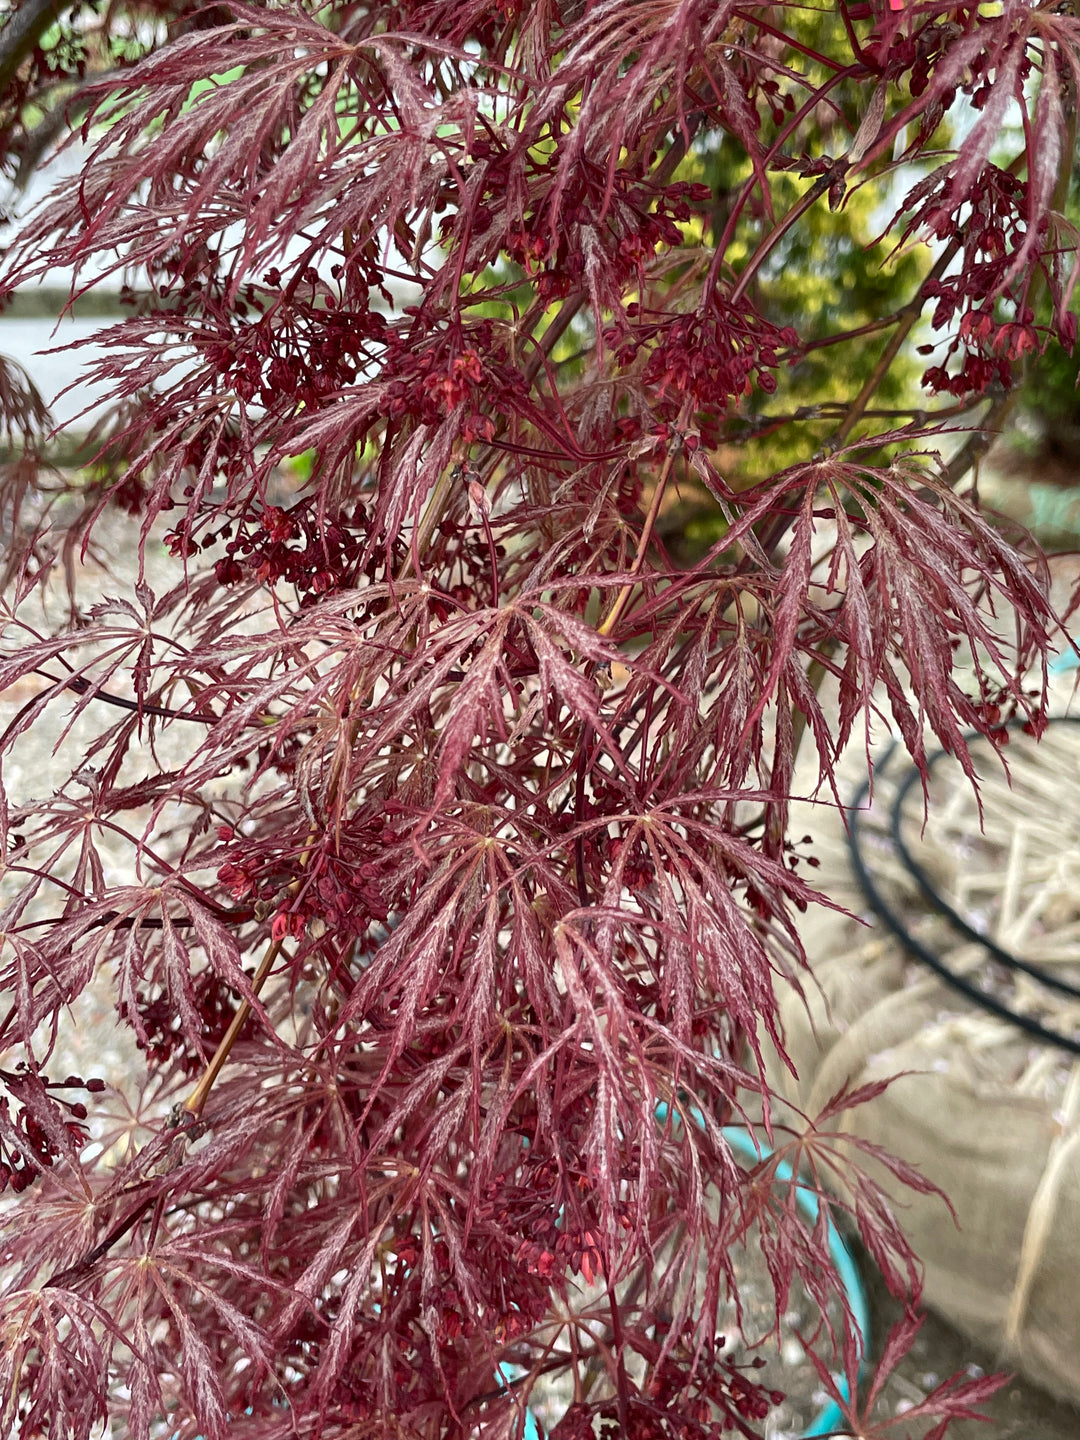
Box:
0 2 1074 1437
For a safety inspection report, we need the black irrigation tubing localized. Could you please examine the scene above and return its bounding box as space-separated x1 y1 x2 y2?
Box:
891 717 1080 1004
845 731 1080 1059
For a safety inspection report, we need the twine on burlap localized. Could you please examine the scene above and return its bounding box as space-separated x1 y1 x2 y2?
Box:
1004 1062 1080 1351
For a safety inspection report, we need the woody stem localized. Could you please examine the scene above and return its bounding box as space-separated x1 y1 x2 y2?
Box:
598 400 693 639
182 938 284 1118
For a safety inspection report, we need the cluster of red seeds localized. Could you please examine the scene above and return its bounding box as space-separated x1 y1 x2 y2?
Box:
379 316 517 438
133 973 237 1077
211 502 369 597
0 1070 104 1193
505 169 710 308
629 300 798 418
915 167 1047 397
217 814 401 943
200 273 386 415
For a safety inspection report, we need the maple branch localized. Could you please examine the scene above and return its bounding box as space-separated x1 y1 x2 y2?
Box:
825 240 961 452
790 310 911 357
44 1192 158 1289
0 8 1070 1433
0 0 68 96
182 935 284 1118
728 170 839 308
402 118 697 581
606 1274 631 1437
598 399 694 640
522 294 586 387
35 669 219 723
400 290 589 584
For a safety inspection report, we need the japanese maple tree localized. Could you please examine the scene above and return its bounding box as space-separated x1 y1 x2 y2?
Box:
0 1 1074 1437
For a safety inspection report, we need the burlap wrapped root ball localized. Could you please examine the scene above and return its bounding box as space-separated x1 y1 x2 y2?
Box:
770 747 1080 1406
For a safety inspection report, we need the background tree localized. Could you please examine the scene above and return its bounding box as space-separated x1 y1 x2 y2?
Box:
0 3 1076 1437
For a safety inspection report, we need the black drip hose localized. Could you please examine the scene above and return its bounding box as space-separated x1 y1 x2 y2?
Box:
845 726 1080 1058
890 724 1080 1003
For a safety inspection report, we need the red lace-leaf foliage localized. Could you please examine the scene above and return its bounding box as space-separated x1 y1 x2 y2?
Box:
801 1306 1010 1440
0 2 1074 1437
